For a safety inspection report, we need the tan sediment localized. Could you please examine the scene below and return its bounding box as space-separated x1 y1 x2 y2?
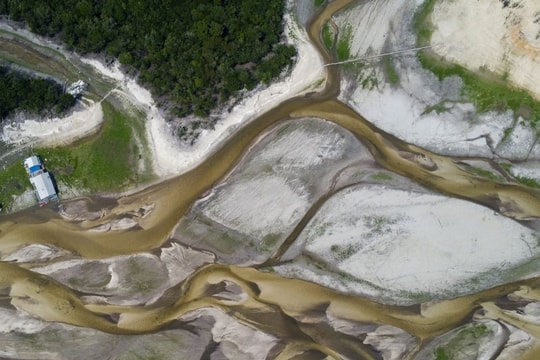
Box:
0 0 540 358
510 26 540 58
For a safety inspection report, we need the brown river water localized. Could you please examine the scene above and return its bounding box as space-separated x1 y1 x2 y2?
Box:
2 0 540 358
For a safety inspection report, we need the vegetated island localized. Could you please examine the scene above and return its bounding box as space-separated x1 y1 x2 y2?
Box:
0 0 296 120
0 65 75 122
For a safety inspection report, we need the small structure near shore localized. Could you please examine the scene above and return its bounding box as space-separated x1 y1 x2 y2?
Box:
24 156 57 207
66 80 88 97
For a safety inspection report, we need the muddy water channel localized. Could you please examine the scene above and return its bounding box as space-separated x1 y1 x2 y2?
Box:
2 0 540 358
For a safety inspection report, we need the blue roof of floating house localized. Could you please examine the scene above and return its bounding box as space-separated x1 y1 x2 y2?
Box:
29 165 42 174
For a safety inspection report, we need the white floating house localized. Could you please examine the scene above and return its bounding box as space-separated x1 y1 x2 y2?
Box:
66 80 88 97
24 156 58 206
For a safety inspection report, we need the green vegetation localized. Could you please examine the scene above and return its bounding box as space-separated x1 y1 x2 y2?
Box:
362 214 397 238
0 100 144 211
413 0 438 46
515 175 540 189
418 59 540 128
330 243 357 261
500 127 513 143
383 56 400 85
314 0 326 6
336 25 352 61
0 66 75 121
434 348 450 360
321 23 334 50
341 60 379 90
421 102 451 115
0 0 295 118
259 233 281 253
468 167 505 182
498 163 540 189
38 102 136 192
433 324 492 360
359 69 379 90
0 161 30 211
413 0 540 130
370 172 393 181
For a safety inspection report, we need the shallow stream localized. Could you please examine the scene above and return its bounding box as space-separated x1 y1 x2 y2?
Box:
1 0 540 358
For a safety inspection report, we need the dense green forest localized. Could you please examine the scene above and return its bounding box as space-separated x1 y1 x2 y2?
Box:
0 66 75 120
0 0 296 117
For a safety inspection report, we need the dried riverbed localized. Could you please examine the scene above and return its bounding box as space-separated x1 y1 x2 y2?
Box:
1 0 540 359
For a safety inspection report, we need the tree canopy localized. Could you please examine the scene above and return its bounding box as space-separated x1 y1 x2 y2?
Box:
0 66 75 121
0 0 296 117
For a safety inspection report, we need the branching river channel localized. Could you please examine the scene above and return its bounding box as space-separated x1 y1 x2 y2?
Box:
2 0 540 359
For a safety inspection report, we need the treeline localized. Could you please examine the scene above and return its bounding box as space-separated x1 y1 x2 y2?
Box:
0 66 75 120
0 0 296 117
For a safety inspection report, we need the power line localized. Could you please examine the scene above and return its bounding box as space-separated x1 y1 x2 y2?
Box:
324 45 438 67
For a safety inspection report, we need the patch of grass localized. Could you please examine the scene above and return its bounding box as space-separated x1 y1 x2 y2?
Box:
417 52 540 126
382 56 399 85
515 175 540 189
360 72 378 90
370 172 393 181
346 62 379 90
468 167 505 182
259 233 281 253
0 161 30 211
434 348 450 360
321 22 334 50
362 214 398 238
393 289 434 303
314 0 325 6
434 324 492 360
336 25 352 61
330 243 357 261
413 0 438 46
500 162 512 172
422 102 451 115
501 127 513 143
304 77 326 92
38 101 137 193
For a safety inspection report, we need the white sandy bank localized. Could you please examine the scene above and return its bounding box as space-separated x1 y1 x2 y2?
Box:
1 100 103 147
431 0 540 100
146 12 325 176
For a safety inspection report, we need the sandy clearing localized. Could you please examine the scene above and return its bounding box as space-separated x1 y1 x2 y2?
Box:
79 59 124 82
179 307 278 360
495 323 535 360
275 184 540 303
1 243 70 263
201 175 310 238
0 307 49 334
303 185 538 292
